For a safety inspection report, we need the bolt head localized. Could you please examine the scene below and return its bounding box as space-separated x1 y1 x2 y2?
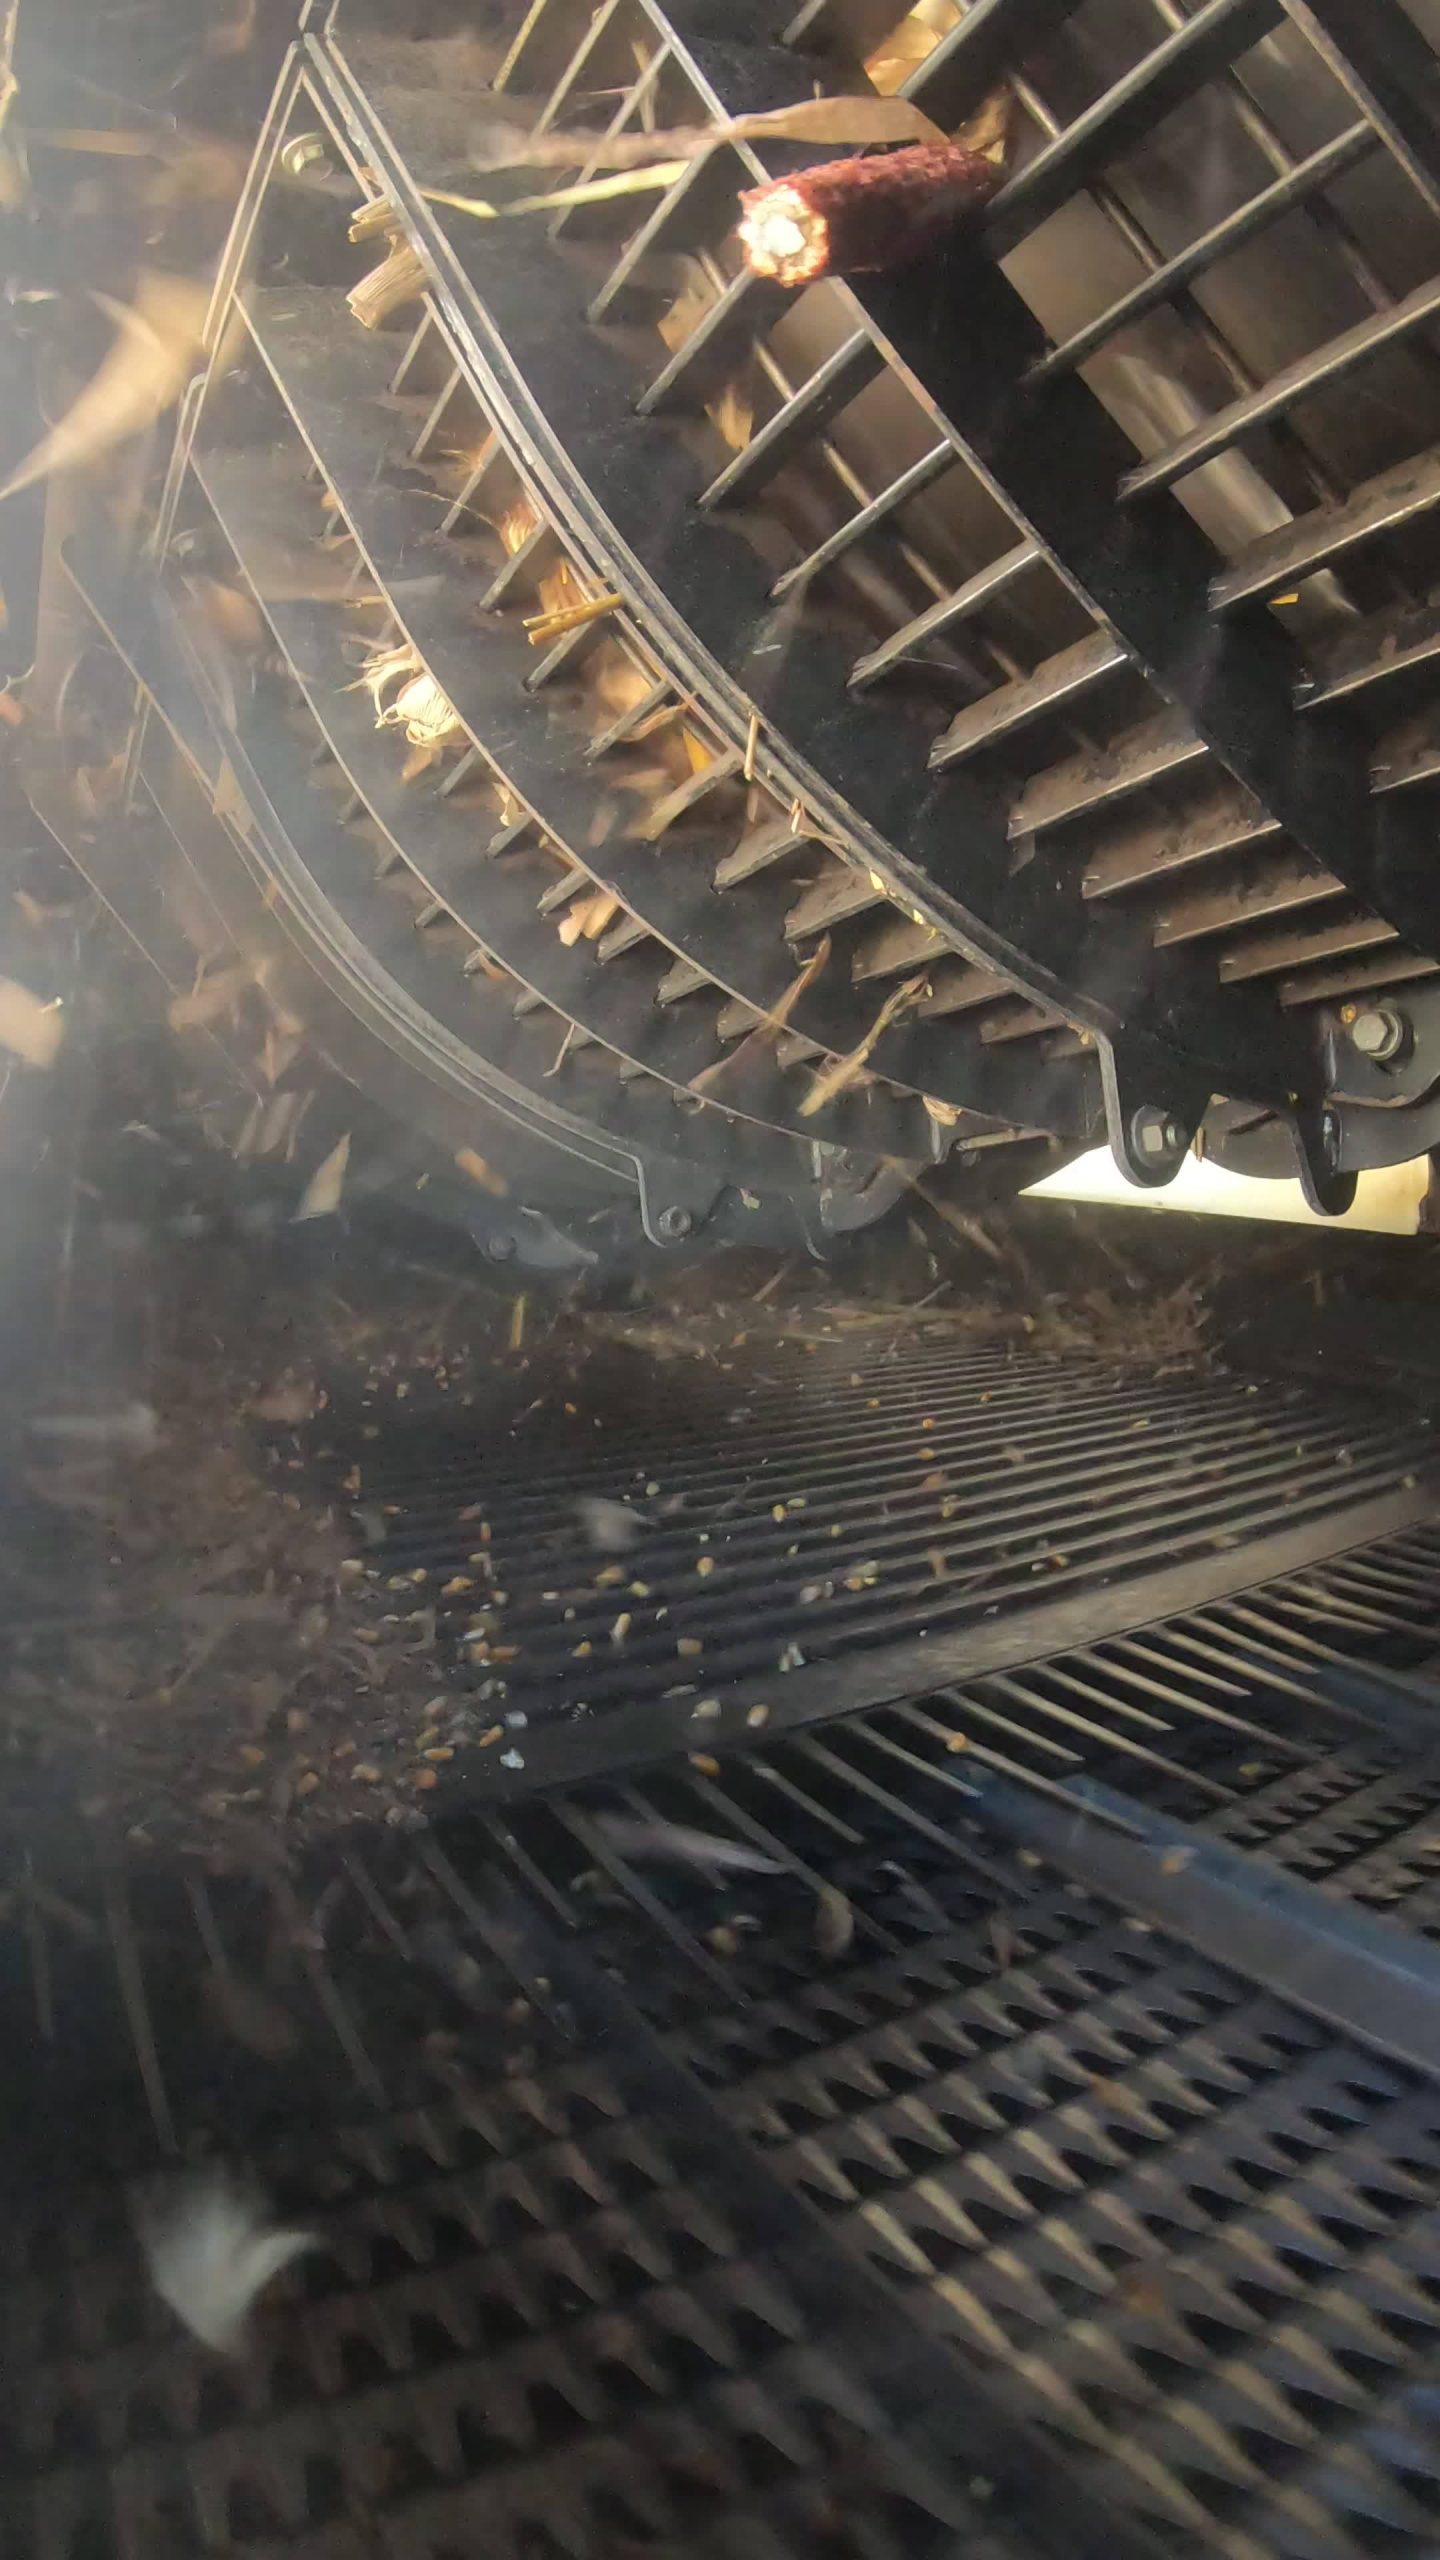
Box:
1347 1004 1406 1063
1131 1107 1184 1160
656 1204 693 1243
282 132 329 178
484 1231 517 1263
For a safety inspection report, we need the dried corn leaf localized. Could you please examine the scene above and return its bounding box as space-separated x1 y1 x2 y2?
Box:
466 96 945 173
29 128 164 156
0 978 63 1067
0 2 15 143
556 888 620 947
454 1146 508 1196
814 1883 855 1958
691 934 831 1095
494 495 540 555
866 0 961 94
956 87 1015 166
0 270 208 501
356 641 461 746
731 96 947 149
203 1966 297 2058
424 162 689 224
657 269 713 356
710 381 754 453
181 574 265 656
591 650 656 718
294 1133 350 1223
169 960 250 1031
205 0 257 56
800 970 927 1118
354 638 418 708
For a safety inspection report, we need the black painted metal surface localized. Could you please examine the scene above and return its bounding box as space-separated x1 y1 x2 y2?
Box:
27 0 1440 1250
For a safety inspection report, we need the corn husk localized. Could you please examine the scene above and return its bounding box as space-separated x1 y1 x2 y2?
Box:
355 641 462 746
557 888 620 947
293 1133 350 1222
0 977 64 1066
465 95 947 174
140 2170 316 2354
0 270 208 501
347 239 428 329
691 935 830 1095
800 971 927 1118
423 164 689 224
454 1146 508 1195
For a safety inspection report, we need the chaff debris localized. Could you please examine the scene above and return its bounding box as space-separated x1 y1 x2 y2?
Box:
0 269 209 499
800 971 927 1117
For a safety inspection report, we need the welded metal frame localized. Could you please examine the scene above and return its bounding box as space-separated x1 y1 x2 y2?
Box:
81 0 1440 1229
301 0 1440 1210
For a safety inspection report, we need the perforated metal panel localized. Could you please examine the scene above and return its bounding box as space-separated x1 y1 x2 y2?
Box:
5 1484 1440 2560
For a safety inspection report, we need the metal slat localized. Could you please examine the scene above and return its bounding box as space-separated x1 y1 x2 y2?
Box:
1026 120 1378 387
1280 947 1437 1004
852 912 949 982
772 441 954 601
929 629 1129 769
981 0 1282 256
587 150 747 326
1297 593 1440 709
1280 0 1440 221
1220 910 1396 981
782 0 914 57
216 310 1031 1138
1082 786 1282 900
637 266 782 417
855 219 1434 980
786 863 885 940
915 958 1012 1015
555 78 678 251
190 464 881 1164
1010 708 1208 840
1119 274 1440 503
898 0 1090 128
849 540 1041 693
1152 855 1340 946
1211 441 1440 612
701 334 882 510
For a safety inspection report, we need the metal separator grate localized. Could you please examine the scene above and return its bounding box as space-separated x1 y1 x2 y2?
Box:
313 1326 1438 1792
8 1596 1440 2560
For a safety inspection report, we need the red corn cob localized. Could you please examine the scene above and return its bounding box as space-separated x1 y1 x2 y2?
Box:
738 141 1003 288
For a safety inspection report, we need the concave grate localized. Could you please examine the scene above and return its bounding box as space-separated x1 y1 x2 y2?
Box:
307 1325 1436 1789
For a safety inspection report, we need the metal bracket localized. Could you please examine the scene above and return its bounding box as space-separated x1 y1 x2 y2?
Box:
634 1153 725 1249
1100 1038 1211 1189
1287 1099 1358 1216
972 1768 1440 2082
